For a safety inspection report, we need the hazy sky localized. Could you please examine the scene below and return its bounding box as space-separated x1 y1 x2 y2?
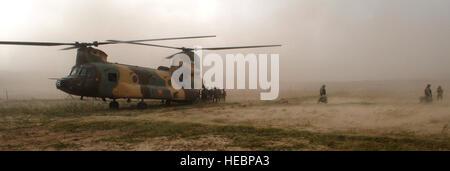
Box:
0 0 449 83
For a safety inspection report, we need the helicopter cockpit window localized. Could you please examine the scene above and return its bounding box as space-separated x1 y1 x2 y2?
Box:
79 68 87 76
70 68 79 76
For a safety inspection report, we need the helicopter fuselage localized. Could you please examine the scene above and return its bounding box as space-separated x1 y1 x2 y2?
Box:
56 47 199 102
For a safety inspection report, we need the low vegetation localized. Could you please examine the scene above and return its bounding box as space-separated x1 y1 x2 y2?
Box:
0 97 449 151
50 119 450 150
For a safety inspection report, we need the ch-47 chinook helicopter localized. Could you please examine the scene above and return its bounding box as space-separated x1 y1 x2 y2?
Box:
0 36 280 109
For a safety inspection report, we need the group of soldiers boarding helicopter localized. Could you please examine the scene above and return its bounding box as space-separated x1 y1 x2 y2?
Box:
201 87 226 103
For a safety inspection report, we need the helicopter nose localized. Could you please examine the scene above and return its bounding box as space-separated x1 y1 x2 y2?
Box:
56 79 65 89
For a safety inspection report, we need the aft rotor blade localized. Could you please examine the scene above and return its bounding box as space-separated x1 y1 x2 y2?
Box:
60 46 79 50
109 40 184 50
165 52 185 59
0 41 75 46
198 45 282 51
106 35 216 44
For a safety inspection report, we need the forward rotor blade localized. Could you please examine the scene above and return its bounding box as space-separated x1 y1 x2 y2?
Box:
106 35 215 44
95 42 114 45
0 35 216 48
197 45 282 51
0 41 75 46
0 41 114 49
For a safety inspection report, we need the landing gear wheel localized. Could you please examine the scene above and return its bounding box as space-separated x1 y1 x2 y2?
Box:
165 100 171 106
109 101 119 109
137 101 148 110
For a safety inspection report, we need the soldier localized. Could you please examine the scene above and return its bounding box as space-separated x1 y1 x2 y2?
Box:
222 89 227 102
320 85 326 96
213 87 219 103
218 88 223 102
437 86 444 101
201 87 207 102
318 85 328 104
424 84 433 103
207 88 214 102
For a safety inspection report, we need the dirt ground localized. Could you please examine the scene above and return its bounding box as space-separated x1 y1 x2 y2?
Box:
0 85 449 150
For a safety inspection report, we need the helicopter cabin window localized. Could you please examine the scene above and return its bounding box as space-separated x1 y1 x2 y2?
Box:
70 68 79 76
108 73 117 82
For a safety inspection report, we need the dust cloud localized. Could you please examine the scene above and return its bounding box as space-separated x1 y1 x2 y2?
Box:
0 0 449 99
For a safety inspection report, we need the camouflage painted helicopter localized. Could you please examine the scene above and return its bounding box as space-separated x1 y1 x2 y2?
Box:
0 36 280 109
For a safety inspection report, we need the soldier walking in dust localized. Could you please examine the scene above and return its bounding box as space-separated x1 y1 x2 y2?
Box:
421 84 433 103
318 85 328 104
437 86 444 101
